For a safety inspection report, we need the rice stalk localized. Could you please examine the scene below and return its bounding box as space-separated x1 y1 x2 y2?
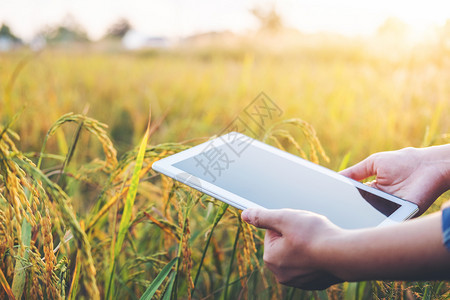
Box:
2 53 35 119
269 136 286 151
29 256 44 300
0 131 37 228
139 257 178 300
105 113 151 299
0 108 23 143
15 158 100 299
0 266 15 300
86 143 187 233
0 209 7 259
182 217 194 299
223 222 241 300
170 187 199 300
67 252 81 300
236 242 245 288
143 211 179 240
54 257 69 299
263 118 329 164
0 126 45 299
191 202 228 298
1 106 447 299
41 208 58 298
55 117 84 184
269 129 308 160
162 272 177 300
4 207 15 279
37 112 118 172
10 218 31 300
26 244 49 299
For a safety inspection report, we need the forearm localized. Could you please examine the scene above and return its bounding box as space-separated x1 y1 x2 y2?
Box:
322 212 450 281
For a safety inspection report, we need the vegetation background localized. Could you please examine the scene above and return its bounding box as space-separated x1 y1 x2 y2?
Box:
0 6 449 300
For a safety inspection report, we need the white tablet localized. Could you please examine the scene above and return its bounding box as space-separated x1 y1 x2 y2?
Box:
152 132 418 229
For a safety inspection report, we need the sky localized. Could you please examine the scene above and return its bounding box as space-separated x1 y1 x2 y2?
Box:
1 0 450 41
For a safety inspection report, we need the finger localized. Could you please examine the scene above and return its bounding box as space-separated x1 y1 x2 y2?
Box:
339 155 376 181
364 179 378 189
241 208 286 232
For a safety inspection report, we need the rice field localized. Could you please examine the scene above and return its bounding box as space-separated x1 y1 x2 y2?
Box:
0 38 449 299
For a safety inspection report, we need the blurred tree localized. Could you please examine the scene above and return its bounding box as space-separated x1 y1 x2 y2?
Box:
40 14 90 44
0 23 21 42
250 6 284 33
0 23 22 51
45 26 89 43
105 18 132 39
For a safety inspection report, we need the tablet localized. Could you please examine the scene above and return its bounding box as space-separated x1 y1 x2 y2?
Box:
152 132 418 229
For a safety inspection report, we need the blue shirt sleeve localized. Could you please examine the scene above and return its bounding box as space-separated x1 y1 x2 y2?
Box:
442 206 450 251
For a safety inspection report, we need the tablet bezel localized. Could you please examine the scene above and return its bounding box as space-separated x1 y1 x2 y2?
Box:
152 132 419 227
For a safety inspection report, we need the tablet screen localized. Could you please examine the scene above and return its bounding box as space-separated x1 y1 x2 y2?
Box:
173 139 401 229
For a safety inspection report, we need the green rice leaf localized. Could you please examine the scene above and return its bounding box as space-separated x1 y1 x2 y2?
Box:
11 201 31 300
161 272 176 300
140 257 178 300
106 115 151 299
115 117 150 252
315 289 329 300
344 281 358 300
338 152 352 171
11 222 31 299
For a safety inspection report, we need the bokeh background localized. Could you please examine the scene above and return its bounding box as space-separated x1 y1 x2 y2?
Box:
2 0 450 164
1 1 449 299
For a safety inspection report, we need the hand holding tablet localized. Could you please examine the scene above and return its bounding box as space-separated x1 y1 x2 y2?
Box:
152 132 418 229
153 137 450 289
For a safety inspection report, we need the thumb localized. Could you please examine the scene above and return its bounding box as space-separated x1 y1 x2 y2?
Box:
340 155 376 182
241 208 284 232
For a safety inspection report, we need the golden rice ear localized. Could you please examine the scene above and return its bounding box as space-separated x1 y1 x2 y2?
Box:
0 124 94 299
38 112 118 172
263 118 329 164
41 208 57 299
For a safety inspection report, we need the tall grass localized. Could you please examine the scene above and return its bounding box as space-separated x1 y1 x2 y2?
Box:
0 42 449 299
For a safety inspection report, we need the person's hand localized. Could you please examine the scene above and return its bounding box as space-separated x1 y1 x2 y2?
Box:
340 146 450 215
241 208 344 290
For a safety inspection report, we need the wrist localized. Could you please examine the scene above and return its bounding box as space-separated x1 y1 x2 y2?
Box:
316 213 450 282
316 227 382 282
418 144 450 191
330 230 360 281
313 228 358 281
